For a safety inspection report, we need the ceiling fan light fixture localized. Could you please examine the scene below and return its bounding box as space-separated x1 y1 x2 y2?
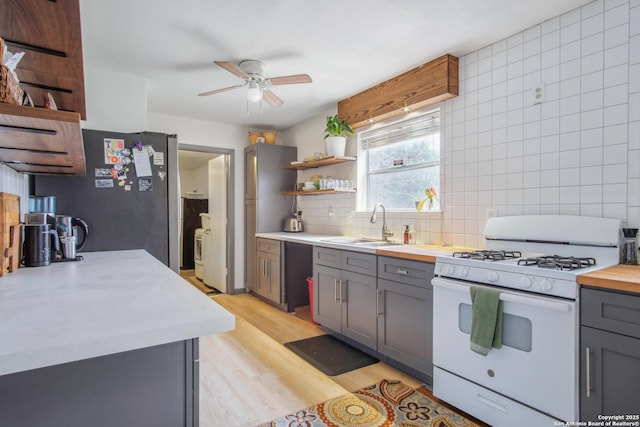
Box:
247 81 262 103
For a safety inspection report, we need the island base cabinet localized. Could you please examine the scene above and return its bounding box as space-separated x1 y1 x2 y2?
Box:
377 278 432 377
580 326 640 421
0 339 199 427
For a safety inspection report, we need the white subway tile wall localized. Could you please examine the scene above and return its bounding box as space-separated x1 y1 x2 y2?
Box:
0 165 30 216
441 0 639 248
299 0 639 249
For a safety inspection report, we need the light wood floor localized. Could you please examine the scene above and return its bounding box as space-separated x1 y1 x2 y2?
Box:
180 270 423 427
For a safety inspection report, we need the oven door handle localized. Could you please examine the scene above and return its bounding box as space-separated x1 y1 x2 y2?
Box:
432 278 572 312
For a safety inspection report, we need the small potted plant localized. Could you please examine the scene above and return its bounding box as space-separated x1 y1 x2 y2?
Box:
324 115 354 157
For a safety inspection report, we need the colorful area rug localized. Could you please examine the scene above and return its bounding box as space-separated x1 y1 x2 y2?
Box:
258 379 481 427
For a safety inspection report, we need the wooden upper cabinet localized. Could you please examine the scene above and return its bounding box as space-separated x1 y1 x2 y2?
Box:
0 0 86 119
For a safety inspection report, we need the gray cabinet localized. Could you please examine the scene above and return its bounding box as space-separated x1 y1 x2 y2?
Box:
313 247 378 348
580 287 640 421
244 144 296 292
0 339 199 427
377 256 433 378
256 238 282 304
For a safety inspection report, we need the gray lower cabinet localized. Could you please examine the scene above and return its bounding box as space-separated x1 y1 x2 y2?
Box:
0 339 199 427
377 256 434 377
313 247 378 348
580 287 640 421
256 238 282 304
312 247 434 380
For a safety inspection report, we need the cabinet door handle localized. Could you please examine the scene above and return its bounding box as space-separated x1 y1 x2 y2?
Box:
377 290 384 317
334 279 339 302
340 280 345 304
396 268 409 276
585 346 592 398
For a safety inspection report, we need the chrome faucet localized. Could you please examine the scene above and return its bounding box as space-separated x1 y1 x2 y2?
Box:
370 203 394 241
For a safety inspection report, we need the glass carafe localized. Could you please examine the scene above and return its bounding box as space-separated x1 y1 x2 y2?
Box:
621 228 638 265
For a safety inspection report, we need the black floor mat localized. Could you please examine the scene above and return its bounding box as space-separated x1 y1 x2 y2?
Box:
284 334 378 376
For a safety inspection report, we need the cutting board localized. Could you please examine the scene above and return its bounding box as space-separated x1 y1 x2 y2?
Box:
0 192 20 275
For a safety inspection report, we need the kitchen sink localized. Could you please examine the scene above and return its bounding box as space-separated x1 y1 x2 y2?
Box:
354 241 403 247
319 237 402 247
320 237 373 244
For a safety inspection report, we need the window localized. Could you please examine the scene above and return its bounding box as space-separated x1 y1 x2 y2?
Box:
358 109 441 211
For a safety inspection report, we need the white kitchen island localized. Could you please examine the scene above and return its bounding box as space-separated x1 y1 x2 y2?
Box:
0 249 235 427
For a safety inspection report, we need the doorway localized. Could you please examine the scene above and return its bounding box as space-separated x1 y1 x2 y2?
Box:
178 144 234 294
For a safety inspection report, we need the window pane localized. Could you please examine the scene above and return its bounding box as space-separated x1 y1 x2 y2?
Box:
367 165 440 210
368 136 439 172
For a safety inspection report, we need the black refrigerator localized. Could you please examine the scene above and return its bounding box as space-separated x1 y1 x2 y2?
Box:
34 128 179 269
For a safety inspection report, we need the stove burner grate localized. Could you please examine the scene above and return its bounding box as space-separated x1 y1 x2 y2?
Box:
517 255 596 271
453 250 522 261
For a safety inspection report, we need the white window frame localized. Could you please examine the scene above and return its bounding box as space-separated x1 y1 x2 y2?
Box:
356 108 442 212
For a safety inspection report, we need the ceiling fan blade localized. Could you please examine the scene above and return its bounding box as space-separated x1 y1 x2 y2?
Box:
214 61 250 79
267 74 312 85
198 84 245 97
262 89 284 107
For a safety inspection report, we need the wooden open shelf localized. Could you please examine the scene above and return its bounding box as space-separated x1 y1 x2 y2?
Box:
283 156 356 170
0 103 85 175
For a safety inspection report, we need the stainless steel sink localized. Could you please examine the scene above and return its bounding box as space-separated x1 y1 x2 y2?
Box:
354 241 403 247
319 237 373 244
320 237 402 247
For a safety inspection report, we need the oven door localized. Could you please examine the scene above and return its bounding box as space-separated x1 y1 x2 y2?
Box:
432 277 577 422
194 233 203 262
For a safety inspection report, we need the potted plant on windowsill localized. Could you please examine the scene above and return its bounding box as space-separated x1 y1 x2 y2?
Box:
324 114 354 157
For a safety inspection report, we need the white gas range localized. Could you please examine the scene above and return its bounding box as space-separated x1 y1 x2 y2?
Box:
432 215 621 427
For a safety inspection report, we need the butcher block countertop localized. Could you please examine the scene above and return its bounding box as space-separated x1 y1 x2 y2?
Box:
577 264 640 294
376 244 474 263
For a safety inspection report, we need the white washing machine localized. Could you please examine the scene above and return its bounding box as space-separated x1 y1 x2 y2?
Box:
194 228 204 280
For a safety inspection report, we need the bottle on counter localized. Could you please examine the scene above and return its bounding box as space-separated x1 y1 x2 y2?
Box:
403 225 410 244
409 224 415 244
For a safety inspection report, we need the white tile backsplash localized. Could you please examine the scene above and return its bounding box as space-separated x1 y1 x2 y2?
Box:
0 165 29 216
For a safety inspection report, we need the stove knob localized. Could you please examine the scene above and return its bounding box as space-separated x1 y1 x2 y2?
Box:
519 276 533 288
539 278 553 292
487 271 499 282
459 267 469 278
442 264 455 276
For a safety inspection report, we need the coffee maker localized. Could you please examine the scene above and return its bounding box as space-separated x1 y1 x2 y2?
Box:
23 224 60 267
55 215 88 260
24 196 87 263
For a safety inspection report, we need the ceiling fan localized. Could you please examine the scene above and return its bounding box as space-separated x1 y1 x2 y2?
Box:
198 60 312 107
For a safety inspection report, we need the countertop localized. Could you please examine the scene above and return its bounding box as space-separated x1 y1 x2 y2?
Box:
577 264 640 295
255 232 471 262
0 250 235 376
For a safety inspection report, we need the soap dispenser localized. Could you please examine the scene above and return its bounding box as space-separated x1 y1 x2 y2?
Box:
621 228 638 265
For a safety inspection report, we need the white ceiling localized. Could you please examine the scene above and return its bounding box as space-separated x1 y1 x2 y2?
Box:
80 0 592 131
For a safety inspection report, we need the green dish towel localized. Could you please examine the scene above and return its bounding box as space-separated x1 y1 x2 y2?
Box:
469 286 503 356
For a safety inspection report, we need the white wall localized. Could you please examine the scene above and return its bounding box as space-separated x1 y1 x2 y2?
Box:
82 67 148 132
282 0 640 248
180 165 209 199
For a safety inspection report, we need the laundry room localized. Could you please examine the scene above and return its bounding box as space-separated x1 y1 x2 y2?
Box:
178 149 229 294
